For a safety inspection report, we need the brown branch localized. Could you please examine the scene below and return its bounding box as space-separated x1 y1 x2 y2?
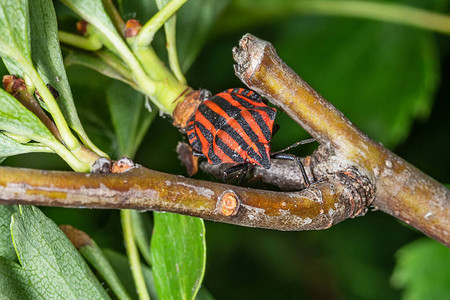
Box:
0 165 362 231
0 34 448 246
232 33 450 246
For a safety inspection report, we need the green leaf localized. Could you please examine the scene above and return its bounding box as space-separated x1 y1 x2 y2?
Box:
118 0 229 73
28 0 106 156
0 257 44 299
0 205 17 261
60 0 118 40
0 0 31 76
195 287 215 300
0 131 53 162
106 80 156 158
70 230 131 300
177 0 230 72
0 88 59 146
130 210 153 266
60 0 161 110
103 248 158 300
151 213 206 300
391 238 450 300
10 206 110 299
64 49 137 88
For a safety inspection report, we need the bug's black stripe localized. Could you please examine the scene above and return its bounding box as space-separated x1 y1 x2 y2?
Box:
187 132 196 142
229 93 259 110
215 136 245 163
191 139 201 152
212 97 260 143
210 95 242 120
196 121 222 164
187 121 195 132
208 144 222 164
235 112 261 143
237 89 263 103
197 101 236 130
188 129 202 152
247 91 263 102
249 109 273 142
246 147 262 165
255 142 270 169
199 105 251 154
230 92 276 119
196 120 214 144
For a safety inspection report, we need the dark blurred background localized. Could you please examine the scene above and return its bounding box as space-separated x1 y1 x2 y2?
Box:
3 0 450 299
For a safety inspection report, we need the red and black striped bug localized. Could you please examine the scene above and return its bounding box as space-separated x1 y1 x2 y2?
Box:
186 88 312 186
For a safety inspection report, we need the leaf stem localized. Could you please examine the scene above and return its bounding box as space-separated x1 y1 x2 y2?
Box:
58 31 103 51
22 60 81 151
134 0 188 47
121 209 151 300
61 225 132 300
133 47 189 112
95 50 134 82
45 139 89 172
241 0 450 34
155 0 186 84
297 1 450 34
130 210 152 267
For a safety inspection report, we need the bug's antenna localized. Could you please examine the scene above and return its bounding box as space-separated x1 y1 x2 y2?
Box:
271 138 316 156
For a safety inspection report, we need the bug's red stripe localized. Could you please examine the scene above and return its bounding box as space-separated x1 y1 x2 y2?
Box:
195 122 223 165
249 109 274 142
213 135 245 164
240 109 269 143
205 98 272 167
187 123 196 140
214 130 246 163
218 92 267 109
194 112 214 154
188 119 205 152
211 142 229 164
200 101 255 164
206 101 257 154
204 100 232 120
224 88 259 102
211 96 262 144
187 88 276 168
225 117 255 150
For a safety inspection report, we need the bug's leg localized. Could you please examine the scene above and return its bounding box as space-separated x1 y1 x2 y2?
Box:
271 153 311 187
199 89 212 101
192 150 206 158
236 163 253 185
222 163 247 183
271 124 280 137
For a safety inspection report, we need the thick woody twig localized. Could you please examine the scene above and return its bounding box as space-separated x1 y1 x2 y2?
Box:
0 34 448 246
232 34 450 246
0 165 362 231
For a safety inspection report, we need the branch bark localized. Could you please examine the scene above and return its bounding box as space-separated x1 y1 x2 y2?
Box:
232 33 450 246
0 165 362 231
0 34 448 246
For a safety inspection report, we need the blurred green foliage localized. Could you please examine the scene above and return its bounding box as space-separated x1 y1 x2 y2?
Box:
392 238 450 300
1 0 449 299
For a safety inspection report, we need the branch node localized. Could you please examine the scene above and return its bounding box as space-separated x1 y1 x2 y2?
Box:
91 157 112 173
111 156 136 173
336 167 375 218
217 190 240 217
